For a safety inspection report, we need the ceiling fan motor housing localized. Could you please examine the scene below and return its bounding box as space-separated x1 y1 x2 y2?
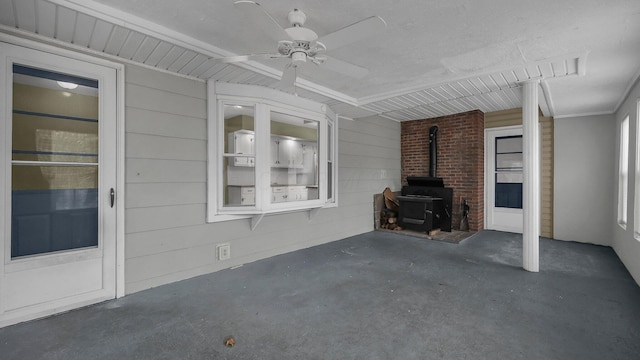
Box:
278 40 317 66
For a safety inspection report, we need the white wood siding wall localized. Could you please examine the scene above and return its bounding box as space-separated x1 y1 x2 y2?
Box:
124 65 401 293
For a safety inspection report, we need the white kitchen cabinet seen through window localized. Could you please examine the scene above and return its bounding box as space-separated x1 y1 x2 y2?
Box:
229 130 254 167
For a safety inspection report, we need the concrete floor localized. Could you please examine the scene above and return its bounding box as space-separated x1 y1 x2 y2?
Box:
1 230 639 359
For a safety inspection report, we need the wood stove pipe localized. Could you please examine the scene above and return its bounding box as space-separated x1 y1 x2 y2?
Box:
429 125 438 178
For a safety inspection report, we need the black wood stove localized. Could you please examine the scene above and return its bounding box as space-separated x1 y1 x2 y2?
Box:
399 177 452 232
398 126 453 232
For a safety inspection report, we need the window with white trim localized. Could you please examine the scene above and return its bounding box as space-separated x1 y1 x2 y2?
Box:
635 100 640 240
618 115 629 228
494 135 523 209
327 118 336 204
207 82 337 222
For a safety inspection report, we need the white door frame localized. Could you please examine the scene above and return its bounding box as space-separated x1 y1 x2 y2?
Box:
485 125 524 233
0 35 125 327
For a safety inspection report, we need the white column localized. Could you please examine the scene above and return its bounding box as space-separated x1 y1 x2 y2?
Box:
522 80 540 272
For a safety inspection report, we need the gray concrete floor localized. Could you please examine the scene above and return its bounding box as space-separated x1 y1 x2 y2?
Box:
1 230 639 359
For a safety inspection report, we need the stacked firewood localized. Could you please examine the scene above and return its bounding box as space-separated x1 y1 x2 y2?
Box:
380 187 402 230
380 209 402 230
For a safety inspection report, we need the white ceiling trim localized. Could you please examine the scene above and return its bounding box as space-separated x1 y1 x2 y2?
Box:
46 0 360 106
41 0 572 117
362 81 522 119
1 0 605 122
353 54 587 121
357 53 587 107
539 80 555 117
552 110 617 120
0 24 210 84
613 65 640 115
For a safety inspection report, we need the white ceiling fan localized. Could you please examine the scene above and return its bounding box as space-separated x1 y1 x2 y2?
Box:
218 1 387 89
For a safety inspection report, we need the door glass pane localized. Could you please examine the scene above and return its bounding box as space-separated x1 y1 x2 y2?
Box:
270 111 319 203
496 153 523 169
223 104 255 207
496 136 522 153
327 121 333 202
495 135 523 209
11 65 99 257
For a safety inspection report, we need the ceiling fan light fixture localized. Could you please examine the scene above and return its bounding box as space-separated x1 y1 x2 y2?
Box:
291 51 306 66
57 81 78 89
287 9 306 27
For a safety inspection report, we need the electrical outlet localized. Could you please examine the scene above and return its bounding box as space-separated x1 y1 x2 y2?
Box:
217 243 231 261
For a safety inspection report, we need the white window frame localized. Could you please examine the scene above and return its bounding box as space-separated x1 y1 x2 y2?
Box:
206 82 337 223
325 116 338 207
618 114 629 229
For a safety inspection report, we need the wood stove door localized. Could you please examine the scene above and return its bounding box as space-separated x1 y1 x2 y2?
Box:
485 126 523 233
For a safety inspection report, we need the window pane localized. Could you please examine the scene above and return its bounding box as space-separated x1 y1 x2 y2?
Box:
496 172 523 183
618 116 629 227
495 135 522 209
496 153 523 170
223 104 255 207
12 165 98 257
496 136 522 153
495 182 523 209
635 100 640 239
328 122 333 162
327 162 332 200
270 111 319 203
11 65 99 258
327 121 334 202
13 65 98 164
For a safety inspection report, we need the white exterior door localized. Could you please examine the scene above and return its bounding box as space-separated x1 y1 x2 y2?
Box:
485 126 524 233
0 43 118 327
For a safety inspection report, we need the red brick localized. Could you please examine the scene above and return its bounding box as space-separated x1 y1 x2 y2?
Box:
401 110 484 231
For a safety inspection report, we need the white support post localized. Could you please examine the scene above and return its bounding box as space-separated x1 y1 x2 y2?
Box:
522 80 540 272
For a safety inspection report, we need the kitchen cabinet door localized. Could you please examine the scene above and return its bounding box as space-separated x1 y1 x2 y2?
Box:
229 131 254 167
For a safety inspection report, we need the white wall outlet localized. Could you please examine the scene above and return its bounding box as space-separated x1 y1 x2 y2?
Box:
217 243 231 261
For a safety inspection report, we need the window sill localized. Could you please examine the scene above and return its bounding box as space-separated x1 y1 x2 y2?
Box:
207 203 332 229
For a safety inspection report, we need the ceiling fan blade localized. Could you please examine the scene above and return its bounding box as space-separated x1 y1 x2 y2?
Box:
217 53 285 63
319 56 369 78
234 1 290 41
317 16 386 50
278 63 297 89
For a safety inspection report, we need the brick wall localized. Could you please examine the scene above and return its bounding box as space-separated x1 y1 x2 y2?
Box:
401 110 484 231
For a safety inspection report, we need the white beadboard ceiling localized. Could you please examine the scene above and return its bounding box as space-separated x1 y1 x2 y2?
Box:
1 0 639 121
